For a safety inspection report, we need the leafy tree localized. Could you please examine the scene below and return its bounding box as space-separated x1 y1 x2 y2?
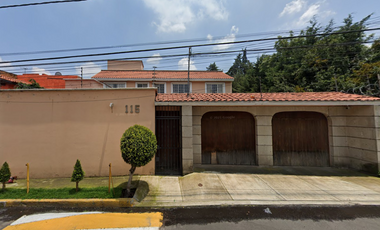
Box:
120 125 157 197
206 62 221 71
229 14 374 94
71 159 85 192
16 79 43 89
0 162 11 191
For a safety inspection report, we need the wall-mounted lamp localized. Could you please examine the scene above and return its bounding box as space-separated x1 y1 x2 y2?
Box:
346 105 350 110
110 103 114 113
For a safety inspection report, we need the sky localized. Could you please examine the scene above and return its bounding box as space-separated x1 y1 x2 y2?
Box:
1 0 380 78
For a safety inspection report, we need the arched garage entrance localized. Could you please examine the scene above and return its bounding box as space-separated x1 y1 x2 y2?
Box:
201 111 256 165
272 112 329 166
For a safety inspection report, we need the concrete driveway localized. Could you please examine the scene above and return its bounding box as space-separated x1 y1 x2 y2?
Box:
136 167 380 207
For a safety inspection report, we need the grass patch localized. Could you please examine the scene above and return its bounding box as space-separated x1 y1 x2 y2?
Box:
0 187 123 199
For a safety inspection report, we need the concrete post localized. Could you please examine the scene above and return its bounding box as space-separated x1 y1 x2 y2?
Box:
374 105 380 172
182 105 193 174
255 115 273 166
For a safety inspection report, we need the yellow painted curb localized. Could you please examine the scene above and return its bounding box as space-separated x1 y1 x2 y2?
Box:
4 212 163 230
0 198 134 208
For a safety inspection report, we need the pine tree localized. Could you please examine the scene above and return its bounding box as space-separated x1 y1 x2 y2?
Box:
0 162 11 191
206 62 220 71
71 159 85 192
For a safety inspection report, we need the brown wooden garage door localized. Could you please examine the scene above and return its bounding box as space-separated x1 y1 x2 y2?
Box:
202 111 256 165
272 112 329 166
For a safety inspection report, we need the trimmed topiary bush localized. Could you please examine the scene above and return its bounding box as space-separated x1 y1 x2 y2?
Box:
71 159 85 192
120 125 157 197
0 162 11 191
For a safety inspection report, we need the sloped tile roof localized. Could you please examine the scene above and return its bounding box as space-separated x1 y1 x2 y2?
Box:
92 70 233 80
155 92 380 102
0 75 31 84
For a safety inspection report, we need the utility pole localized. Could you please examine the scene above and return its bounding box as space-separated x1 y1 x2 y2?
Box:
187 47 191 96
259 75 262 100
81 67 83 88
152 66 157 89
153 66 157 81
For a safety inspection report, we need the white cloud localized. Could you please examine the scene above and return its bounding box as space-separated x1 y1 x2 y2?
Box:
143 0 228 33
207 34 213 41
146 53 163 65
211 26 239 51
296 3 320 26
197 1 229 20
76 62 102 79
279 1 336 29
178 57 197 70
31 67 51 75
280 0 306 17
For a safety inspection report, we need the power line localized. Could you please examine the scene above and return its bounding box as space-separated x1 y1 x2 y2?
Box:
0 0 86 9
1 27 379 65
0 30 300 57
2 15 379 57
1 39 374 70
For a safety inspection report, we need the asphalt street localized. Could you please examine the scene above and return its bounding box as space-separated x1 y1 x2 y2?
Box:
3 205 380 229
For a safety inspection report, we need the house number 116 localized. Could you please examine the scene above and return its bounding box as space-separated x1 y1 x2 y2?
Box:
125 105 140 113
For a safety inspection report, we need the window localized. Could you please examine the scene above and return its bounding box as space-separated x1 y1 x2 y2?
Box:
153 83 165 94
172 83 190 93
107 82 126 88
206 83 224 93
136 82 149 88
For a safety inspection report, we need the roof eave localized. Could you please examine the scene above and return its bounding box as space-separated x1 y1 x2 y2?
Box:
155 101 380 106
93 78 234 82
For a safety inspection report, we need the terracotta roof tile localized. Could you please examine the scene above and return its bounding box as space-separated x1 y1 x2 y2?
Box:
92 70 233 80
156 92 380 102
0 75 31 84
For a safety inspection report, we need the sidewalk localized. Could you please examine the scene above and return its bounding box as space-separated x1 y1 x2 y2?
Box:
2 167 380 207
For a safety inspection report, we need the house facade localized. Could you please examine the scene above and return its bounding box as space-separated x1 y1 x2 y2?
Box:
17 73 81 89
0 71 31 89
156 93 380 175
92 60 234 94
1 88 380 178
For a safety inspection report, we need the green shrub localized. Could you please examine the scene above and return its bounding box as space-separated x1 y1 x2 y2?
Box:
71 159 85 192
0 162 11 190
120 125 157 197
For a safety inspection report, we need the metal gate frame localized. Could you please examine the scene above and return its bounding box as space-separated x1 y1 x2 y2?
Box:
155 106 182 175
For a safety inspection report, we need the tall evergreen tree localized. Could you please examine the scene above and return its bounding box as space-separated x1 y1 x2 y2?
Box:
206 62 221 71
0 162 11 191
228 14 375 94
71 159 85 192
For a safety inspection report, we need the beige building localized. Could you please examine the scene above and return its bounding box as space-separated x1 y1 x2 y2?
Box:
1 88 380 178
92 60 234 94
155 92 380 175
0 88 156 178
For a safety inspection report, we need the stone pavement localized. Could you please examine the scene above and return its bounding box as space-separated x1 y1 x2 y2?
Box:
2 167 380 207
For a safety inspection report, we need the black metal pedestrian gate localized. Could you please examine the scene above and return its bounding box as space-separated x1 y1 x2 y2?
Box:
155 106 182 175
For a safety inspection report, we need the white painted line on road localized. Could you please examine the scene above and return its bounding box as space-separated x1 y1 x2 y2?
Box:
87 228 159 230
11 212 103 226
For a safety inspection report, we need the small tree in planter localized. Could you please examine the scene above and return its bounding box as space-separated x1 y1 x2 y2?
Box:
121 125 157 197
0 162 11 191
71 159 85 192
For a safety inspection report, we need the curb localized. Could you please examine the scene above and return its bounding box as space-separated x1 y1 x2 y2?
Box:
0 198 136 208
